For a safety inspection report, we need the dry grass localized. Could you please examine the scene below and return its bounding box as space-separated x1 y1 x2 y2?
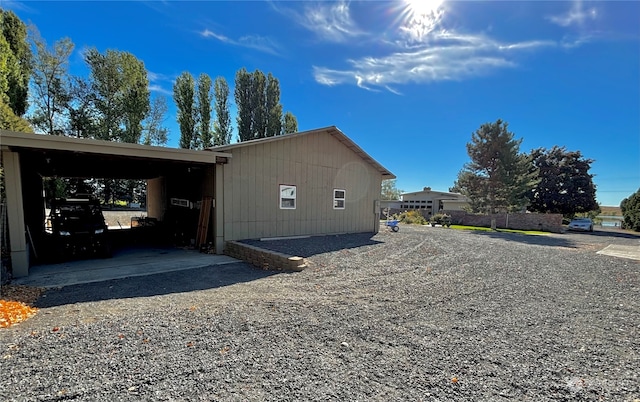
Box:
600 206 622 216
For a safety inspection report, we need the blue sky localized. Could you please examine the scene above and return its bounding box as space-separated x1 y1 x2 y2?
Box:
5 0 639 206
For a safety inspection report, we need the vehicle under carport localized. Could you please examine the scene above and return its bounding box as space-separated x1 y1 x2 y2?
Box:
1 130 232 278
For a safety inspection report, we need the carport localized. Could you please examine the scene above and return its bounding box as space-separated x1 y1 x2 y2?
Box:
1 130 232 277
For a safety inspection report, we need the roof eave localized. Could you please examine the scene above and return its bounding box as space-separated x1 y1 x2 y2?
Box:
1 130 232 164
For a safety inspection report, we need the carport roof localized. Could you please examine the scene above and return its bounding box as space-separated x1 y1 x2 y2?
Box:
210 126 395 179
0 130 232 179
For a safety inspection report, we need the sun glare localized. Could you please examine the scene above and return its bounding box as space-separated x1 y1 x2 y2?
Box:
405 0 444 19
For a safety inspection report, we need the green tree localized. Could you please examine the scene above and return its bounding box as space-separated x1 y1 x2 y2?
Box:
85 48 149 143
266 73 282 137
67 76 96 138
235 68 291 141
282 111 298 134
0 97 33 203
621 189 640 232
0 9 31 116
196 73 213 148
29 28 74 135
527 146 598 216
0 97 32 132
453 119 533 213
142 96 169 146
213 76 232 145
0 33 14 106
381 179 402 200
234 67 253 142
119 52 149 143
173 71 197 149
251 70 267 139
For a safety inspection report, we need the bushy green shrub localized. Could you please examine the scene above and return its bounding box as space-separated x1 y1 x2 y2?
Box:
397 210 427 225
430 213 452 227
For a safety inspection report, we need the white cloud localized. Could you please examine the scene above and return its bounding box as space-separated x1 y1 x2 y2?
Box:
147 71 173 95
308 2 576 93
273 0 366 43
199 29 280 56
313 31 556 91
547 0 597 27
148 84 172 96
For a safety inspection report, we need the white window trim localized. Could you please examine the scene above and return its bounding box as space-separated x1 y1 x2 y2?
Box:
333 188 346 210
279 184 296 209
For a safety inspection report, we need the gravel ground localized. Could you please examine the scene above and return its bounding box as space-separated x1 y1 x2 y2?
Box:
1 225 639 401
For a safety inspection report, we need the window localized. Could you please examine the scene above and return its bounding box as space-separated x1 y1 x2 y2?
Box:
280 185 296 209
333 189 345 209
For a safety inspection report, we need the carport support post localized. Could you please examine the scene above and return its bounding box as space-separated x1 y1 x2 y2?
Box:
1 149 29 277
214 163 224 254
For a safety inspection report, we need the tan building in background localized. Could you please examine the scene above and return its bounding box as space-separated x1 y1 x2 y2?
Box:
381 187 470 217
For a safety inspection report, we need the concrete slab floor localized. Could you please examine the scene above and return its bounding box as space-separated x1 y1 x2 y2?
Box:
12 248 240 288
597 244 640 261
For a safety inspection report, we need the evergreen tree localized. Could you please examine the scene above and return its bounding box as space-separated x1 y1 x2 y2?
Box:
527 146 598 215
452 119 533 213
621 189 640 232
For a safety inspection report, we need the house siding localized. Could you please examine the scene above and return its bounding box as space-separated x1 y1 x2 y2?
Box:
223 131 382 240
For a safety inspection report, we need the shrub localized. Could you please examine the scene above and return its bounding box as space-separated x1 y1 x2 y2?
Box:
398 210 427 225
430 213 452 227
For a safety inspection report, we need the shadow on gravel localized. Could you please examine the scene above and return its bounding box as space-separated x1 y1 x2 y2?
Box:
242 232 383 257
471 230 579 248
35 263 277 308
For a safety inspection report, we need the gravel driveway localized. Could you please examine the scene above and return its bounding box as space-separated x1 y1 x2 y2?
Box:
1 225 639 401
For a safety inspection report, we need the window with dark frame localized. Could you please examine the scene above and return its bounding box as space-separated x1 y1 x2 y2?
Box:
333 189 345 209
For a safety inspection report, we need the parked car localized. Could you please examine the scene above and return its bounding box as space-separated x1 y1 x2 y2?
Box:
45 196 112 260
567 217 594 232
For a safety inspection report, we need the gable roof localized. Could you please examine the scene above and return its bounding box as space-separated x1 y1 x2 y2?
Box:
402 189 468 200
210 126 395 179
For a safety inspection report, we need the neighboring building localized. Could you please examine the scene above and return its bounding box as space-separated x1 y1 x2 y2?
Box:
213 126 394 241
382 187 470 217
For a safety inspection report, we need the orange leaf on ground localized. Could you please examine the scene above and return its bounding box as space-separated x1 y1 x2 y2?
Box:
0 300 38 328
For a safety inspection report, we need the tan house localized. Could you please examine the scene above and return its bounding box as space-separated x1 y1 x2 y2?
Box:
1 126 394 277
382 187 469 217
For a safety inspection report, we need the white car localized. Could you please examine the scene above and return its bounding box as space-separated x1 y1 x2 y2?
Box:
567 218 594 232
